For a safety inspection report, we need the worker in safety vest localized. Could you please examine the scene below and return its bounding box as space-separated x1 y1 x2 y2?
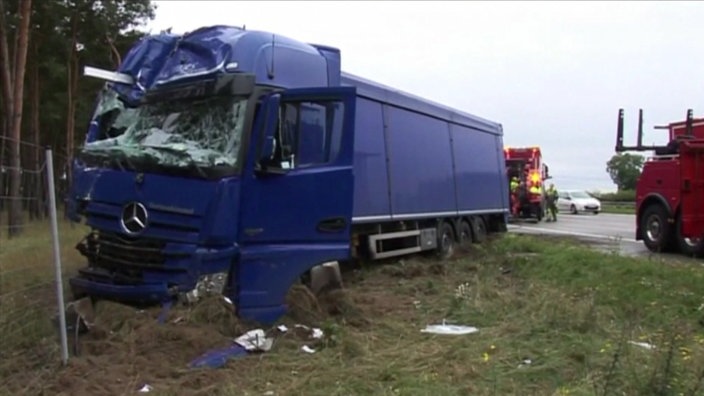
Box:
545 183 558 222
509 176 520 215
510 176 519 193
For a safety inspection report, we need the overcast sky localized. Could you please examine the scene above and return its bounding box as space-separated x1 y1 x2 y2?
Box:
144 1 704 192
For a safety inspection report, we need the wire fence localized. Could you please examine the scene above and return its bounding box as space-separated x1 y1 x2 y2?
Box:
0 135 72 391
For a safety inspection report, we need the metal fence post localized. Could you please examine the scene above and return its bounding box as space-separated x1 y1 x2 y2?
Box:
46 148 69 365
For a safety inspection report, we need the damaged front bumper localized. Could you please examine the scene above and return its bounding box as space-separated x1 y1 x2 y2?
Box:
69 230 238 305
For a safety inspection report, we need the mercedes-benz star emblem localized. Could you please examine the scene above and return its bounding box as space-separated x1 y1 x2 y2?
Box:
120 202 148 235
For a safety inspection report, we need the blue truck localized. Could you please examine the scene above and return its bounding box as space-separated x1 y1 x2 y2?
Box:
67 25 510 324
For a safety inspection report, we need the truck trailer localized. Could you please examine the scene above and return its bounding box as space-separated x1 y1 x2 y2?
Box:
66 25 510 324
616 108 704 257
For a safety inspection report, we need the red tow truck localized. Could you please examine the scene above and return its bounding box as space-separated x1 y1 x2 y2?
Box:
504 146 551 222
616 108 704 256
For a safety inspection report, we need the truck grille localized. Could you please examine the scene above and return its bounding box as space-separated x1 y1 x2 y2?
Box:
77 231 167 271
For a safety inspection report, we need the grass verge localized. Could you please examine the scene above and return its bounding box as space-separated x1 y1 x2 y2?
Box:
2 229 704 395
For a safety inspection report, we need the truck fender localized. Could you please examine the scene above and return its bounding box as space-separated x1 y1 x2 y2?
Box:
638 193 673 218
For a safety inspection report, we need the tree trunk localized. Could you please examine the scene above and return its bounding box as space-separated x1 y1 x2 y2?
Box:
0 0 13 234
29 38 42 221
7 0 32 238
65 13 78 201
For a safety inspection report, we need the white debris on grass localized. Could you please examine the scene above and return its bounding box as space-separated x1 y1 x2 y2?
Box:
234 329 273 352
421 319 479 335
629 341 656 350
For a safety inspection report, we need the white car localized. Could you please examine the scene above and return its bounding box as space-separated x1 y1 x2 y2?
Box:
557 190 601 214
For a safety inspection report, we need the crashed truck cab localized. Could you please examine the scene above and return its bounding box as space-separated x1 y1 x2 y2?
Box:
67 26 356 324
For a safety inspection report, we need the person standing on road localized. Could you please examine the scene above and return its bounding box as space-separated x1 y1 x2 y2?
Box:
509 176 520 216
546 183 558 222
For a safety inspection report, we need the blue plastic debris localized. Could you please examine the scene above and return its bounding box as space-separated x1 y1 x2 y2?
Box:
188 344 248 369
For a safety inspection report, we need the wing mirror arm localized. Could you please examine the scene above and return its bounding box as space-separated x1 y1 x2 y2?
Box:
256 93 287 176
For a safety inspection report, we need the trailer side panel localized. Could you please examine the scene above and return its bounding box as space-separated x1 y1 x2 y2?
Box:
451 124 509 213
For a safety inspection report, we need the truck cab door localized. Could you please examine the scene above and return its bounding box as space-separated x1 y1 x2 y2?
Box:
236 86 357 322
240 86 357 246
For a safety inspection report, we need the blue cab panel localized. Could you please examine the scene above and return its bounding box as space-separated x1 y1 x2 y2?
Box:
110 26 332 106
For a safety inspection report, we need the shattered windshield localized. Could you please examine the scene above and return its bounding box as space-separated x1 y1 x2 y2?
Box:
82 88 248 169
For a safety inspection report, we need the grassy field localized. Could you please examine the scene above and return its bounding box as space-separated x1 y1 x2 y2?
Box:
2 220 704 395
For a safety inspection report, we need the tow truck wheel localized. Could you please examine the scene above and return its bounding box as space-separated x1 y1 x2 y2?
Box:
675 214 704 257
640 204 674 253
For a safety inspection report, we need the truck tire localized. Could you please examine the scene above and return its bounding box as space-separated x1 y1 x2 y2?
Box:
436 222 455 259
676 213 704 257
458 220 472 246
470 216 488 243
640 204 675 253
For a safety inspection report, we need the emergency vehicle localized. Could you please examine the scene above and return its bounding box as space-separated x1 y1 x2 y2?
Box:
616 109 704 257
504 146 551 222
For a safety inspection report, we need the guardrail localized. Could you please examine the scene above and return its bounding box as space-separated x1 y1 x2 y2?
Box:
599 201 635 207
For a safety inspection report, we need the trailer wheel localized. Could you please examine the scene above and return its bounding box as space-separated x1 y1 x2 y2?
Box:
436 222 455 259
676 213 704 257
470 216 488 243
640 204 674 253
458 220 472 246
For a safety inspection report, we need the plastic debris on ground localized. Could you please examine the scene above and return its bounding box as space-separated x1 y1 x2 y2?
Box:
518 358 532 368
234 329 274 352
301 345 316 354
421 319 479 335
188 324 325 367
629 341 656 350
188 329 272 369
138 384 153 393
188 344 248 369
293 324 324 339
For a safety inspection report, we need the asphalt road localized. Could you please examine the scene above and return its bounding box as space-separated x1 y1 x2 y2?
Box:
507 212 650 256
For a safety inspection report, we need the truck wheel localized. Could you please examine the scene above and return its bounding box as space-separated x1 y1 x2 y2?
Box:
470 217 488 243
640 204 674 253
676 214 704 257
436 222 455 259
458 220 472 246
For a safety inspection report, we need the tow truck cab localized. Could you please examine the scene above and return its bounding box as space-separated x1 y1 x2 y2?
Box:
504 146 550 221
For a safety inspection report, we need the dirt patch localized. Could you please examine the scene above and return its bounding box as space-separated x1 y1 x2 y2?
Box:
2 286 370 395
32 299 238 396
